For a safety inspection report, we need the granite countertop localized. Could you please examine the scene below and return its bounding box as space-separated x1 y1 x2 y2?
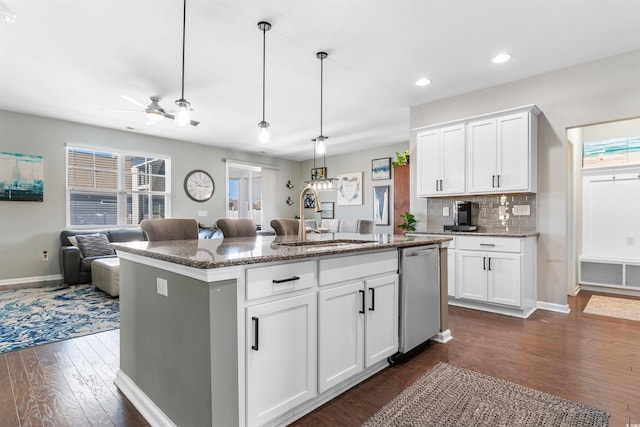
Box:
111 233 453 269
410 230 540 238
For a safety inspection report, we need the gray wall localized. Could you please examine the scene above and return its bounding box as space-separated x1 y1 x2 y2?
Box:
0 110 302 283
410 49 640 306
301 141 409 235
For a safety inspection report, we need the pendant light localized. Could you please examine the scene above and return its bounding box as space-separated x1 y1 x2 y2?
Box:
304 51 336 191
175 0 191 127
257 21 272 144
312 51 329 155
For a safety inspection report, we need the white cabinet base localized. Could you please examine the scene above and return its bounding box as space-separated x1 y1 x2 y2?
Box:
448 296 537 319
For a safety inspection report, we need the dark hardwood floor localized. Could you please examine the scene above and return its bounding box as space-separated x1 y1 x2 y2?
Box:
2 291 639 426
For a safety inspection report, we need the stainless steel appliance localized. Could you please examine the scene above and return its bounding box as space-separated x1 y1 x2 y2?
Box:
391 245 440 363
444 201 478 232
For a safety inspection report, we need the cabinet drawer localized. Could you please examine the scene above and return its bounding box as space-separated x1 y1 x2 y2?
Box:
246 260 316 300
319 250 398 286
457 236 521 253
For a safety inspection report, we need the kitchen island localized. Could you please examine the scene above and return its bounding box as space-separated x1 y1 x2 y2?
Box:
111 233 451 427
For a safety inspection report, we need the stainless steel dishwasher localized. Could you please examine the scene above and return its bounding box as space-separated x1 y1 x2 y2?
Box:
391 244 440 363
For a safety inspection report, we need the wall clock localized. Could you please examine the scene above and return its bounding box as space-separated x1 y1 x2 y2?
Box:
184 169 215 202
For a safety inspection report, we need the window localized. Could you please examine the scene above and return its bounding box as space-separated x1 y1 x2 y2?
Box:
66 147 171 226
226 162 262 228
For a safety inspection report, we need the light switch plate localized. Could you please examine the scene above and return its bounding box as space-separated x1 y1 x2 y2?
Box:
198 210 208 217
513 205 531 216
443 206 450 216
157 278 168 296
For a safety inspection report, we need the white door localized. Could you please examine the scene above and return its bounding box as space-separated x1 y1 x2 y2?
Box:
317 281 364 393
467 118 497 193
417 130 442 196
246 293 316 427
457 250 488 301
440 124 466 195
364 274 399 367
497 112 529 192
487 252 522 307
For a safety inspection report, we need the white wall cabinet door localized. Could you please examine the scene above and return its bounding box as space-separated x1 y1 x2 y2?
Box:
467 118 497 193
497 112 530 192
246 293 316 427
317 281 364 393
417 125 465 197
364 274 399 367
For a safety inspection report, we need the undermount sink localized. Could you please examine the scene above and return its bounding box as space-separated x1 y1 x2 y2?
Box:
275 239 376 247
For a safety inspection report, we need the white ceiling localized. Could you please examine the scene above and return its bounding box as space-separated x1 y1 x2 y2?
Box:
1 1 639 161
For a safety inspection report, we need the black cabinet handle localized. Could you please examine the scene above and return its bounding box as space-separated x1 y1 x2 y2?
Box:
488 257 492 271
272 276 300 284
492 175 496 188
369 288 375 311
483 256 486 270
435 180 439 191
251 316 259 351
497 175 501 187
440 179 443 191
359 290 365 314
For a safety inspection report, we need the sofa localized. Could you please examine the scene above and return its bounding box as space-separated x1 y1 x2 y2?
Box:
60 228 147 285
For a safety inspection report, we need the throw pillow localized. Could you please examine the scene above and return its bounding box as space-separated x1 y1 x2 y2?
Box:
67 235 84 258
75 233 115 258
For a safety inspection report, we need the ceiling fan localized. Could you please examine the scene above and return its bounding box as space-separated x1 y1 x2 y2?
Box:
114 95 200 126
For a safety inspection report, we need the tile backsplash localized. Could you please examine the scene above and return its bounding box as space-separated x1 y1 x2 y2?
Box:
426 193 537 234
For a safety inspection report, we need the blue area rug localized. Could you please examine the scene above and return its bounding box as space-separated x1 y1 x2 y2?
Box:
0 284 119 354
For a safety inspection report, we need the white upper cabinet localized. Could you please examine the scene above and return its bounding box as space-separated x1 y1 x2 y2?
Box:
417 124 466 197
467 108 539 194
416 105 539 197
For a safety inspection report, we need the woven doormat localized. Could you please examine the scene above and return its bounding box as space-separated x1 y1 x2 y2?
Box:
362 362 609 427
583 295 640 322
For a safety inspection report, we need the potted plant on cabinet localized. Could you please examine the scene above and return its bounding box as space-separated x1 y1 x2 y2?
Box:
392 149 411 234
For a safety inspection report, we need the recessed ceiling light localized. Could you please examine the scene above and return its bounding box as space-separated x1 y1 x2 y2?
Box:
492 53 511 64
415 78 431 87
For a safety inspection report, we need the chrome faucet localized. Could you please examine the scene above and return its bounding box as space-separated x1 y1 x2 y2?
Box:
299 184 322 241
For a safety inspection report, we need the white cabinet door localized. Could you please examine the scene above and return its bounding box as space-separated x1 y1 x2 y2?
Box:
417 129 441 196
467 118 497 193
364 274 399 367
457 250 488 301
317 281 364 393
440 125 466 195
487 253 522 307
417 125 465 196
497 112 529 192
246 293 316 427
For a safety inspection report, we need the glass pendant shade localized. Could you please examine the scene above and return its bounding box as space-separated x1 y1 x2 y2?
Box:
315 137 326 155
175 99 190 127
258 121 270 144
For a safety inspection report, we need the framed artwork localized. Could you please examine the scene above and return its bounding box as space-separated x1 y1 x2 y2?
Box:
311 167 327 180
336 172 363 205
303 193 315 208
321 202 334 219
0 152 44 202
373 185 390 225
372 157 391 180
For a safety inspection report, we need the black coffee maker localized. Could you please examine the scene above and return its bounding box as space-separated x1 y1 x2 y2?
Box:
444 201 478 232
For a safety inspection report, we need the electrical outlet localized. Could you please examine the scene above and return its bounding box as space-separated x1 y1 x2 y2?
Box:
41 250 48 261
513 205 530 216
157 278 168 296
442 206 450 216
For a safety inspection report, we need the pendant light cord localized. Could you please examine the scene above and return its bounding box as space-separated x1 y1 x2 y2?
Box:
180 0 186 100
262 24 266 122
319 55 323 136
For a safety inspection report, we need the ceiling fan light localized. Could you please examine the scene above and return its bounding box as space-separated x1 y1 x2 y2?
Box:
258 121 270 144
145 110 164 122
175 99 190 127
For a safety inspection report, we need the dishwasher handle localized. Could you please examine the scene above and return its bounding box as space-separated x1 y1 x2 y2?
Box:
404 246 438 257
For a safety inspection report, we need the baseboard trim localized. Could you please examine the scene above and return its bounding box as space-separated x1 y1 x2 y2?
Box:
432 329 452 343
0 274 63 287
536 301 571 314
115 370 176 427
